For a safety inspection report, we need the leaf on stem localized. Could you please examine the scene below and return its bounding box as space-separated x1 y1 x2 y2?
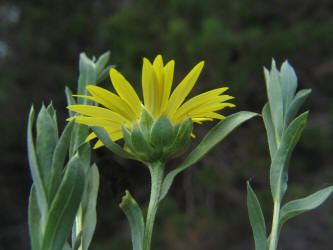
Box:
279 186 333 231
92 126 136 160
284 89 311 127
77 53 96 105
41 156 85 250
262 103 277 159
119 190 144 250
27 106 48 217
270 112 308 202
247 182 268 250
159 111 258 201
28 185 41 250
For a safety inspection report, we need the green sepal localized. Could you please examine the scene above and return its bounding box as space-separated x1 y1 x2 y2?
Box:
92 126 136 160
285 89 311 127
159 111 258 201
41 156 85 250
131 124 154 155
163 117 193 160
247 182 268 250
270 111 308 202
262 103 277 159
279 186 333 232
49 120 75 201
119 190 144 250
150 116 175 147
36 104 58 190
27 106 48 218
139 108 154 141
28 185 41 250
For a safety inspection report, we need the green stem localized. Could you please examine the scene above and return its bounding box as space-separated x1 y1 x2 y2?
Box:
143 161 164 250
269 200 280 250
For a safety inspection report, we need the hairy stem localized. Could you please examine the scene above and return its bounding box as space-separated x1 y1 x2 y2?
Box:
143 161 164 250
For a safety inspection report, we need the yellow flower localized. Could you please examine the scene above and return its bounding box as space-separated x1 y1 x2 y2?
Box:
67 55 235 149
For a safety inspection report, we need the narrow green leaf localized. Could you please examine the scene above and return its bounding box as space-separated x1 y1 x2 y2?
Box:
279 186 333 231
262 103 277 159
270 112 308 202
247 182 268 250
160 111 258 201
119 190 144 250
92 126 136 160
280 60 297 111
62 243 71 250
27 106 48 217
41 156 85 250
77 53 96 104
285 89 311 127
95 51 111 75
65 86 76 117
265 60 284 141
36 105 58 188
72 231 83 250
81 164 100 250
70 123 90 157
29 185 41 250
49 120 75 200
96 65 115 83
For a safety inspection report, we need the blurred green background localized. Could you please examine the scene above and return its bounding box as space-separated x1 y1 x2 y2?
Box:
1 0 333 249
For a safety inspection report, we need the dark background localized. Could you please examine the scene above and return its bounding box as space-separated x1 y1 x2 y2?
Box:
1 0 333 249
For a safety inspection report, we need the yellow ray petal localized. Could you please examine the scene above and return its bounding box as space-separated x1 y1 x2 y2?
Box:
142 58 159 114
93 129 123 149
172 88 230 121
160 60 175 113
188 103 236 117
166 61 205 118
110 68 142 118
67 105 128 124
152 55 164 116
85 132 97 142
74 117 121 129
86 85 137 121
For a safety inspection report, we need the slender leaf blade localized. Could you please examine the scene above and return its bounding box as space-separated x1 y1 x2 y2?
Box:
95 51 110 75
247 182 268 250
270 112 308 202
29 185 41 250
81 164 100 250
49 120 75 200
279 186 333 231
285 89 311 126
92 126 136 160
280 60 298 111
41 156 85 250
27 106 48 217
119 190 144 250
265 61 284 140
160 111 258 201
77 53 96 104
262 103 277 159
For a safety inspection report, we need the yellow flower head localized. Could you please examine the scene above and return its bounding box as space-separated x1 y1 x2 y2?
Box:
68 55 235 150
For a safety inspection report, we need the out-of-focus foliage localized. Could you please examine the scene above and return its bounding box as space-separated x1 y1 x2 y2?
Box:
1 0 333 249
